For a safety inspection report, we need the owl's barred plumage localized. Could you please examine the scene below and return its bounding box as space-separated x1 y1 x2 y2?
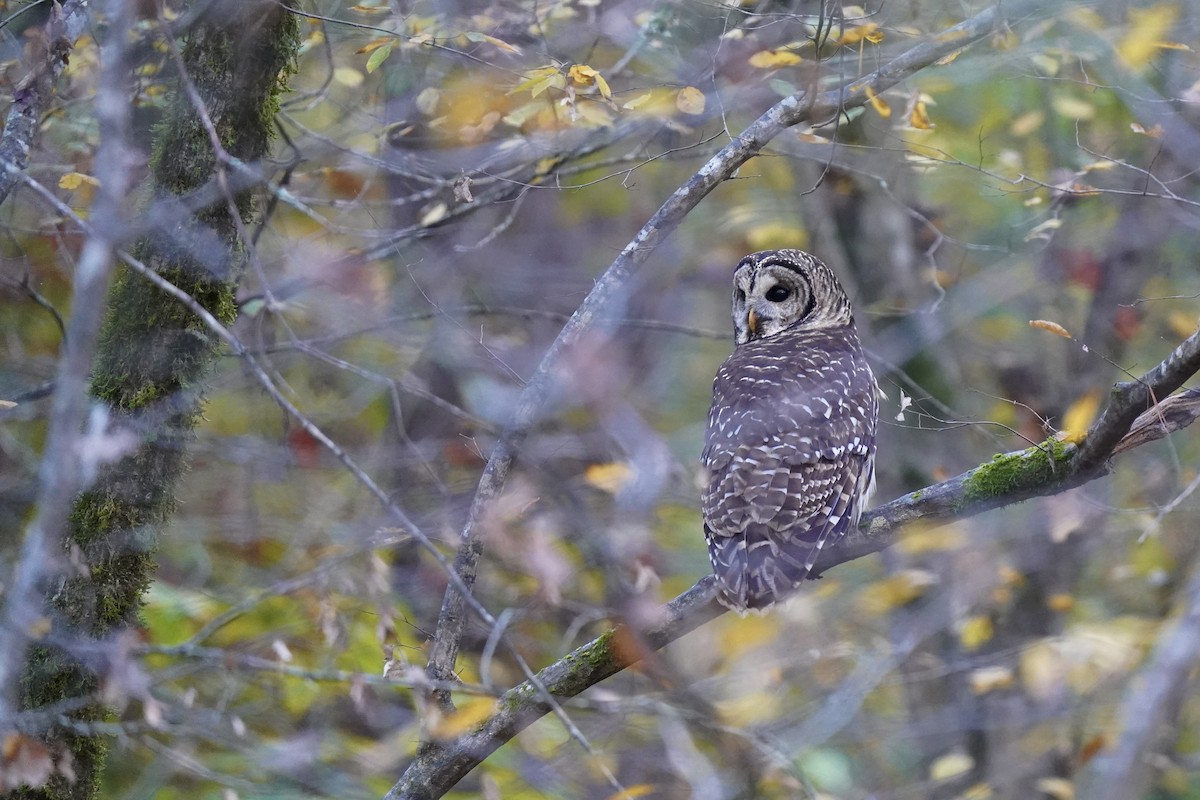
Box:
703 250 878 613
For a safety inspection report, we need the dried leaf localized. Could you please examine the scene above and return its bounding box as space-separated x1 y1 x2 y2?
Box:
675 86 705 115
960 615 994 651
428 698 497 738
334 67 364 87
1029 319 1071 338
1060 390 1100 443
355 37 393 54
584 462 633 494
464 31 523 54
907 98 934 129
1024 218 1062 242
1117 4 1179 68
929 750 974 781
605 786 657 800
969 665 1015 694
748 49 802 68
1034 777 1074 800
58 172 99 190
865 86 891 118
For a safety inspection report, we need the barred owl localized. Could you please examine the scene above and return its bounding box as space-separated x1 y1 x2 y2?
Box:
703 250 878 613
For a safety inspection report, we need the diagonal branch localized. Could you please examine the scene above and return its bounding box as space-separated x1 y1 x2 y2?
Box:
424 0 1052 705
389 321 1200 799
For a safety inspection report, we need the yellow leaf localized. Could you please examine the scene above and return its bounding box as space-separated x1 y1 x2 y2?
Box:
509 65 561 95
1034 777 1075 800
567 65 613 102
428 698 496 739
584 462 633 494
1167 310 1198 338
748 49 802 68
334 67 364 87
1117 4 1179 68
857 570 938 613
1051 94 1095 120
959 615 994 651
1060 390 1100 444
1024 219 1062 242
349 3 389 12
58 172 99 190
1019 639 1065 701
719 612 777 654
865 86 890 118
593 72 613 101
568 64 598 84
675 86 705 115
419 202 448 227
897 524 966 555
1010 110 1044 136
1029 319 1072 338
1154 41 1192 51
840 22 883 45
464 31 523 54
969 665 1015 694
934 48 963 65
605 785 657 800
1046 593 1075 613
929 750 974 781
908 99 934 129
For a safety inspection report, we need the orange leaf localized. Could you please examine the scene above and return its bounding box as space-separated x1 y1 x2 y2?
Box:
1029 319 1072 338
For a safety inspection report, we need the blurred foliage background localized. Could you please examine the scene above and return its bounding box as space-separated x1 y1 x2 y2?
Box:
3 0 1200 797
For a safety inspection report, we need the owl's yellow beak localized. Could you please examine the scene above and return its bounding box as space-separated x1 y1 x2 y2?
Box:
747 308 758 336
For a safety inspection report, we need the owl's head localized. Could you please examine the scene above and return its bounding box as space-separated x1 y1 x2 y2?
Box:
730 249 854 345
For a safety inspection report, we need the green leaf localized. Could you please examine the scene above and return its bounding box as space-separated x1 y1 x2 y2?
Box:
365 42 393 74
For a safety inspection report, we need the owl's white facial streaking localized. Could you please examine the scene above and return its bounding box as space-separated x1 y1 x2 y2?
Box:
730 250 853 345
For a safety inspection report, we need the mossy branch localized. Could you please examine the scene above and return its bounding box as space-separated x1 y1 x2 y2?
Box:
389 323 1200 800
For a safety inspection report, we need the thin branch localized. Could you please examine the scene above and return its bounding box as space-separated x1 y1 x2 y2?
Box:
422 0 1050 709
0 0 90 205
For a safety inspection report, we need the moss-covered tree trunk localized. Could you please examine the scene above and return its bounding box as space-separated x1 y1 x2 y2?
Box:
12 3 298 798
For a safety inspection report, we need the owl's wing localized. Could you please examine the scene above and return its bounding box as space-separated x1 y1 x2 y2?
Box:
701 331 877 612
703 442 871 612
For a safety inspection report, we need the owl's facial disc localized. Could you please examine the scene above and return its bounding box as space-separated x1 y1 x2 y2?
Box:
732 261 814 344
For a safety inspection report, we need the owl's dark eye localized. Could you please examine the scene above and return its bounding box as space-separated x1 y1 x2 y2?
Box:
765 285 791 302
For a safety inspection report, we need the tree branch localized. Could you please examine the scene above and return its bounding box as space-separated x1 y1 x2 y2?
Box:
0 0 90 206
423 0 1052 706
389 320 1200 799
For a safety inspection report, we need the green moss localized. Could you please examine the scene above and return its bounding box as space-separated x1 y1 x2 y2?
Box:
959 438 1073 507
